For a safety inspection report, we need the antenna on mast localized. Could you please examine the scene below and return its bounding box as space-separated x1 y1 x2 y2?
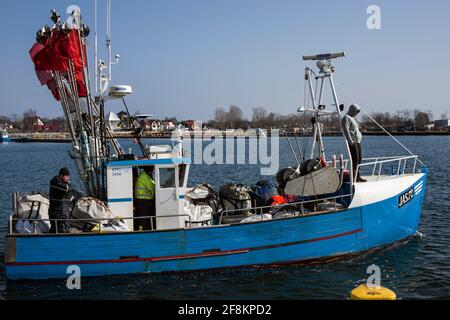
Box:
302 52 346 75
97 0 120 97
94 0 98 94
104 0 120 88
106 0 111 82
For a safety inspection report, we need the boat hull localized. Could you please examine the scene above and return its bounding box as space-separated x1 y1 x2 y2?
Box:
0 136 11 143
4 172 427 280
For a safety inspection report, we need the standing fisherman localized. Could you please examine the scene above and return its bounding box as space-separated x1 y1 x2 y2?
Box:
134 167 156 231
49 167 73 233
342 104 367 182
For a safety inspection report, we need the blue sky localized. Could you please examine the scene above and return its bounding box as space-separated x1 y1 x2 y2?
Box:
0 0 449 120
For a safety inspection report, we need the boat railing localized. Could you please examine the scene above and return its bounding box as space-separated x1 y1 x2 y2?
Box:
326 159 350 171
9 192 353 235
325 156 412 172
9 213 192 235
218 193 353 224
356 155 421 182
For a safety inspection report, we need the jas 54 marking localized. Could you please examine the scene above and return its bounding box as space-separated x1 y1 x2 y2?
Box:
398 188 414 208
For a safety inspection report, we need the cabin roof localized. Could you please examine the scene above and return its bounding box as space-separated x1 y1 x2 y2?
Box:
106 157 191 167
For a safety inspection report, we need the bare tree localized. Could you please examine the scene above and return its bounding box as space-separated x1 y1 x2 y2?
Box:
209 107 435 133
22 109 38 132
212 105 246 129
251 107 268 128
266 112 277 129
414 111 430 131
227 105 244 129
363 112 393 131
213 108 227 130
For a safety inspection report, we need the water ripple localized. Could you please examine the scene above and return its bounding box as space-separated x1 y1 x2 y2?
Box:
1 136 449 299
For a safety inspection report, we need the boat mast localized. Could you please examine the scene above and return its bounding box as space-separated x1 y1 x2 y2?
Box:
302 52 354 187
95 0 124 158
94 0 98 95
32 7 125 198
304 68 326 160
106 0 112 82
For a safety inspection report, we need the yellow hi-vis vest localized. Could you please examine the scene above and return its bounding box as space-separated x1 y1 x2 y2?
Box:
135 171 155 200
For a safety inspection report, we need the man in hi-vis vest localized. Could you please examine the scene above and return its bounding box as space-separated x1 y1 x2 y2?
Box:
134 167 155 231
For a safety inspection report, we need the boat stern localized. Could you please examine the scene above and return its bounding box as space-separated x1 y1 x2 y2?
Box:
5 237 16 264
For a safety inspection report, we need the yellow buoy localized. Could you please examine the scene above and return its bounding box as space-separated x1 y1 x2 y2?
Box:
350 284 397 300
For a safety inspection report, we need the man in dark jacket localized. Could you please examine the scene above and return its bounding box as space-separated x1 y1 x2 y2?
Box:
342 104 367 182
49 167 72 233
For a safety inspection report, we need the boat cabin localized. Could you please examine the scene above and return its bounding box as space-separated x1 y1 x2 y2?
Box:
105 144 190 231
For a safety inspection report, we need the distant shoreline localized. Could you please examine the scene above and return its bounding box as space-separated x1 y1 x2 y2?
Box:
7 131 449 143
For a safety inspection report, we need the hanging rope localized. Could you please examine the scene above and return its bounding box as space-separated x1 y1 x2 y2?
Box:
302 77 313 159
295 134 304 162
293 76 308 162
286 134 301 167
334 80 426 167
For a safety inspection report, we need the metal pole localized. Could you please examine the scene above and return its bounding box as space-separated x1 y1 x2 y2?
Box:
306 68 318 159
67 62 83 123
9 215 13 235
75 13 101 197
60 72 83 133
94 0 98 95
55 73 79 148
100 100 106 157
57 73 93 196
68 62 98 197
82 56 100 197
107 0 112 82
12 192 17 217
315 77 326 159
329 75 353 189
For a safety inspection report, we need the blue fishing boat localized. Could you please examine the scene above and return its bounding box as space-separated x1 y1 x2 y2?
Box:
4 7 427 280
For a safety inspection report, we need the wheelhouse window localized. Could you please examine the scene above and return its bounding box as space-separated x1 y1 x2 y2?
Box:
159 168 176 188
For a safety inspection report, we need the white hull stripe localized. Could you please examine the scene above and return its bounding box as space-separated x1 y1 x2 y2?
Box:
414 181 423 194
